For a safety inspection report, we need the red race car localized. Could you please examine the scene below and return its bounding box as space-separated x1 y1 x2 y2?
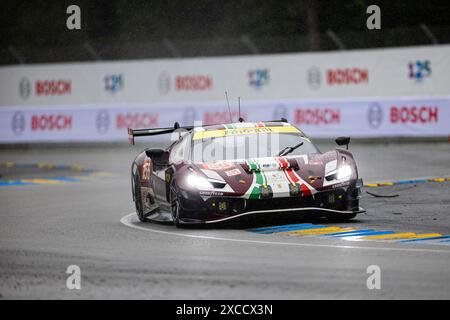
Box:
129 120 364 227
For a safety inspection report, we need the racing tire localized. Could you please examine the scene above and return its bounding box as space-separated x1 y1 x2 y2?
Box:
170 185 185 228
133 173 147 222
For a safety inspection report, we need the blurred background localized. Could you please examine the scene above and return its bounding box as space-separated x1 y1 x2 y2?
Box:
0 0 449 143
1 0 449 63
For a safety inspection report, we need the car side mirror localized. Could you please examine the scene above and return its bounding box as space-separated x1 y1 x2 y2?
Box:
145 148 165 158
335 136 350 149
145 148 169 166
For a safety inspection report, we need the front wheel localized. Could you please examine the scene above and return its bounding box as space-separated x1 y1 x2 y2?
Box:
133 174 147 222
170 186 185 228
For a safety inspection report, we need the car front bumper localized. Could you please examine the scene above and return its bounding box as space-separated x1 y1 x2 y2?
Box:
177 178 364 224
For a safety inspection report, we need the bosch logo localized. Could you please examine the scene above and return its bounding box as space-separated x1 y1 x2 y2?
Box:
11 112 26 136
96 110 110 134
294 108 340 126
327 68 368 85
158 72 171 95
116 113 158 129
175 75 213 91
307 67 321 89
35 80 71 96
19 78 31 100
31 114 72 131
367 103 383 129
390 105 438 124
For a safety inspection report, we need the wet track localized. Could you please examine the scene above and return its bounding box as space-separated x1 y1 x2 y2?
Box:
0 141 449 299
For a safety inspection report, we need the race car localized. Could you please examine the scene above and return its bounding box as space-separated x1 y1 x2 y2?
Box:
129 120 364 227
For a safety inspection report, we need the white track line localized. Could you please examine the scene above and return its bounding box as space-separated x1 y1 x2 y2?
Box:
120 213 450 254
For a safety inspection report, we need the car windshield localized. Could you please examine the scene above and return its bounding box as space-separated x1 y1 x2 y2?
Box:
191 132 319 163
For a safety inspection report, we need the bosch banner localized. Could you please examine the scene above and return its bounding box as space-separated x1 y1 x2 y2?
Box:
0 44 449 142
1 96 449 143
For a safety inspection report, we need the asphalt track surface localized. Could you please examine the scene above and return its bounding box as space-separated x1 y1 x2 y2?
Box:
0 141 449 299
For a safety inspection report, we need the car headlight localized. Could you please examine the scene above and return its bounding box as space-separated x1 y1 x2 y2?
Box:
186 174 213 189
337 165 352 180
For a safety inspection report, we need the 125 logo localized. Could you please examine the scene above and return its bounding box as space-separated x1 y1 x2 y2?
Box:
408 60 431 81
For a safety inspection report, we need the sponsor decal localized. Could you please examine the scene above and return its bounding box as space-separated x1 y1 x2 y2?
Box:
408 60 431 82
307 67 321 89
307 67 368 88
175 75 213 91
158 73 212 94
199 191 224 196
367 103 383 129
116 112 158 129
248 68 270 90
202 162 235 171
193 126 300 140
104 74 123 94
35 79 71 96
390 105 438 124
225 168 241 177
331 181 350 189
19 78 31 100
31 114 72 131
327 68 368 85
11 112 26 136
96 110 110 134
142 160 151 181
294 108 340 125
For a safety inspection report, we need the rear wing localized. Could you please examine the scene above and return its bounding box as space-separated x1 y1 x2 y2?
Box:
127 118 290 144
127 122 193 145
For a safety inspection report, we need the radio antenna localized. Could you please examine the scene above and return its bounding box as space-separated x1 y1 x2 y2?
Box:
225 91 232 123
238 96 244 122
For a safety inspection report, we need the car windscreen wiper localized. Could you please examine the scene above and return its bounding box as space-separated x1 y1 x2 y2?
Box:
277 141 304 157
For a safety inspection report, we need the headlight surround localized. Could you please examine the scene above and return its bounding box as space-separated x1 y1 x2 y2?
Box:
186 174 213 189
337 165 352 180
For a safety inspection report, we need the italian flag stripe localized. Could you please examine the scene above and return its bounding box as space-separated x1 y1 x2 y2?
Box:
285 168 299 184
255 170 264 185
249 186 260 199
300 183 311 196
282 168 295 185
276 156 289 169
289 168 313 196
